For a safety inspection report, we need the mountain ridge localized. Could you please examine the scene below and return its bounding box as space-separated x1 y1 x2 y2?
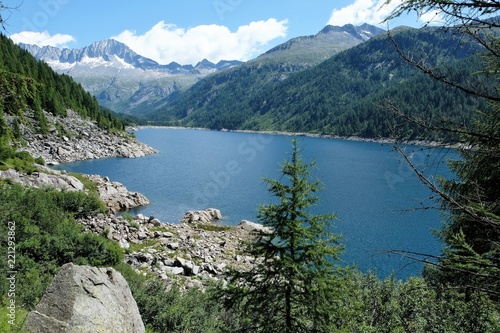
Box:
18 23 385 115
19 39 243 73
18 39 243 114
147 25 490 142
264 23 383 55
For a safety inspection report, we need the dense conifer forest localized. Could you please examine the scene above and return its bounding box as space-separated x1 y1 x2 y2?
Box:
0 34 124 136
0 1 499 331
148 26 491 142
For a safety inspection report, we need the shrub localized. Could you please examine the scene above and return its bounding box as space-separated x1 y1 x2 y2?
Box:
34 156 45 165
115 263 228 333
0 184 121 309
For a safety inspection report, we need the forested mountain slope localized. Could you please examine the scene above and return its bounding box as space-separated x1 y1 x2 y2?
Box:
140 24 385 125
0 33 124 138
20 39 243 115
149 26 490 141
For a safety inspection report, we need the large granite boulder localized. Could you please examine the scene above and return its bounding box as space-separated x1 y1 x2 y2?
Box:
24 263 145 333
181 208 222 223
238 220 273 234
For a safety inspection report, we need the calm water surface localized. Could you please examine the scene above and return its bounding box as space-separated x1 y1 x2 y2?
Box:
55 128 456 278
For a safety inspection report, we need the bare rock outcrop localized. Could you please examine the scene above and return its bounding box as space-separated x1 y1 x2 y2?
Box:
18 109 157 164
0 167 150 213
24 263 145 333
239 219 273 234
77 213 263 290
84 174 150 213
0 168 84 191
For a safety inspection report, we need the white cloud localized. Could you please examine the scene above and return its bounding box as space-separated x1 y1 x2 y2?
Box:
10 31 75 48
327 0 444 28
112 19 288 65
327 0 402 27
419 9 445 25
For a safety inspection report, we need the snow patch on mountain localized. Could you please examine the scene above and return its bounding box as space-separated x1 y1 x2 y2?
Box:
18 39 243 114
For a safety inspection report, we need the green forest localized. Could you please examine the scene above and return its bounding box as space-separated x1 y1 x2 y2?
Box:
1 0 500 332
148 26 493 142
0 34 125 136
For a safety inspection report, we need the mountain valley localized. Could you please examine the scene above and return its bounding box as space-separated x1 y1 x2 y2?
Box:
20 23 385 117
21 39 243 114
17 22 497 143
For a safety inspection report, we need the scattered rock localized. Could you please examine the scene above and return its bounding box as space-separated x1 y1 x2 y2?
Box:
118 239 130 250
167 242 180 250
24 263 145 333
239 220 273 234
165 267 185 275
19 109 158 164
77 211 262 291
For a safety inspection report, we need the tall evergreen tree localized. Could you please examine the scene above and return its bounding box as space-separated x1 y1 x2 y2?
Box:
387 0 500 300
221 139 348 333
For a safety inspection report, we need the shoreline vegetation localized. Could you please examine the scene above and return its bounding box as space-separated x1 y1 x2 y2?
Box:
2 5 498 326
131 125 457 148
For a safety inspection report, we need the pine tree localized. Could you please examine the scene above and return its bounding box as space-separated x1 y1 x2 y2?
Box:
387 0 500 301
431 104 500 299
221 138 348 333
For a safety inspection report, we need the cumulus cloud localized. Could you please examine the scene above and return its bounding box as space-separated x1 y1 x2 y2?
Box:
327 0 444 27
327 0 400 27
112 18 288 65
10 31 75 48
419 9 445 25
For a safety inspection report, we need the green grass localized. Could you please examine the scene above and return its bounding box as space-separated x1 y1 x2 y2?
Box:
195 223 232 232
0 299 29 333
68 172 99 194
129 239 159 253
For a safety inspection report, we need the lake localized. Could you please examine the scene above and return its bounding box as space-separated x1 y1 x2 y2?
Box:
54 128 457 279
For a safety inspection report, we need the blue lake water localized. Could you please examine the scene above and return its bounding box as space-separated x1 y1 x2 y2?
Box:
54 128 457 279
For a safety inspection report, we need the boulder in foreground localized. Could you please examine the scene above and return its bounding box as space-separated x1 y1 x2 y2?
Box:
25 263 145 333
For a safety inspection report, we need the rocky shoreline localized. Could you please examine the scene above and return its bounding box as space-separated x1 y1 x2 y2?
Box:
0 166 151 214
84 174 150 213
7 109 266 289
78 209 268 290
19 109 158 164
133 125 454 148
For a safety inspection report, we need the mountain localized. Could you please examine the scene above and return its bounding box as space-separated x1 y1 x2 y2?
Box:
20 39 243 114
0 34 126 132
19 24 383 116
142 23 386 125
20 39 237 73
148 26 490 141
258 23 384 66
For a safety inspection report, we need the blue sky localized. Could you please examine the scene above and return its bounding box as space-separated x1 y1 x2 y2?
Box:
5 0 437 65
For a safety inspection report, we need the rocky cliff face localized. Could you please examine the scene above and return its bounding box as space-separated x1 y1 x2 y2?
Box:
24 263 145 333
16 109 157 164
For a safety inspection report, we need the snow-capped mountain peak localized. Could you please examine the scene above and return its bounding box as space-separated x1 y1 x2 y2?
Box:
17 39 243 114
19 39 243 73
